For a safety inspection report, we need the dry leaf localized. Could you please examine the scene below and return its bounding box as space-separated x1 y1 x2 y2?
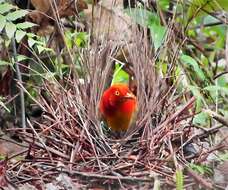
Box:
31 0 51 12
29 0 88 36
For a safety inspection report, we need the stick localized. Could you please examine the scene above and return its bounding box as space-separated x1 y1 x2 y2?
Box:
187 168 213 189
12 37 26 129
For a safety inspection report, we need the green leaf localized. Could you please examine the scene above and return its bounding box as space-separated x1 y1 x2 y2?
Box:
217 152 228 161
204 85 228 94
125 8 157 27
193 111 210 125
37 45 53 54
149 24 166 51
37 45 52 54
16 21 37 29
187 0 228 20
31 39 45 46
0 14 6 32
27 32 37 38
202 17 226 49
180 54 205 80
187 85 204 111
0 60 12 66
6 9 28 21
203 15 220 25
37 45 45 54
74 32 88 48
0 3 15 14
126 8 166 51
0 154 6 160
217 75 228 87
112 63 129 85
157 0 170 11
15 30 26 42
28 38 36 47
189 163 212 175
5 22 16 39
147 13 166 51
175 169 184 190
65 30 73 48
17 55 29 62
189 163 204 174
0 100 10 112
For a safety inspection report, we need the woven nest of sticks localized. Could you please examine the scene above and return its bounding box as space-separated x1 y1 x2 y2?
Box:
4 29 222 189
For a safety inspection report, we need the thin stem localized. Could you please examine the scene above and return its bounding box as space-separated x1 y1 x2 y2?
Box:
12 37 26 129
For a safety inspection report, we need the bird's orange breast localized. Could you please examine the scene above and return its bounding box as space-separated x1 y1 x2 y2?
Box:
105 99 136 131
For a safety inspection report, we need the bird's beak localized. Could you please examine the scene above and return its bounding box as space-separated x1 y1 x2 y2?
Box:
123 92 136 100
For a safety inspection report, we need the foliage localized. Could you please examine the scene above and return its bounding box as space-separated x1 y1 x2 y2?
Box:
112 63 129 84
0 154 5 160
216 151 228 162
175 169 184 190
0 1 52 55
125 8 166 51
0 2 33 41
65 30 89 48
187 0 228 20
189 163 213 176
0 96 9 112
0 0 227 189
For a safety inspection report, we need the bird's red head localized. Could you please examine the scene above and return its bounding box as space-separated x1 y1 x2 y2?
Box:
100 84 136 113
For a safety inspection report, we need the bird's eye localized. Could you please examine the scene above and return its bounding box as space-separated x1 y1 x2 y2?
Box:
115 90 120 96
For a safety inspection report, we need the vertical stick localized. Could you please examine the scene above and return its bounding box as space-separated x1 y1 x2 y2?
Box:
12 37 26 129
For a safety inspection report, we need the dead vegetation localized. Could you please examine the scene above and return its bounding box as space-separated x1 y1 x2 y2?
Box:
1 30 225 190
0 0 228 189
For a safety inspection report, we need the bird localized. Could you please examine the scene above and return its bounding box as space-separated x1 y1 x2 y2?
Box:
99 83 137 132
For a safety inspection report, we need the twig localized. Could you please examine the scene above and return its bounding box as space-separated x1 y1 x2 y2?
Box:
23 136 70 160
57 169 154 183
0 137 28 148
204 109 228 127
8 149 28 160
155 96 196 132
12 37 26 129
191 21 224 29
27 119 54 162
180 125 223 150
187 168 213 189
197 143 226 163
226 30 228 72
213 71 228 80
